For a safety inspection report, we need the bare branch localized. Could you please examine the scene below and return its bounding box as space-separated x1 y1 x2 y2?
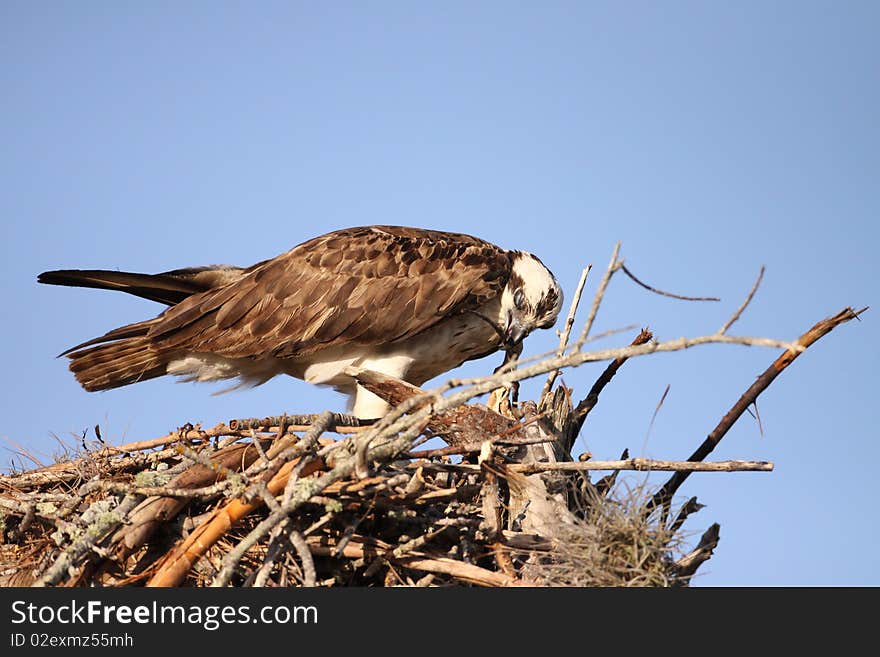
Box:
719 266 765 334
674 523 720 582
417 458 774 474
541 264 591 398
567 328 654 441
574 243 621 349
507 458 773 474
406 434 554 459
649 306 868 513
669 496 705 535
229 413 370 433
619 263 721 302
287 528 316 587
34 495 143 587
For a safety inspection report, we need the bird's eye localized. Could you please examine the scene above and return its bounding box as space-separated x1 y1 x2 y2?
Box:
513 288 525 310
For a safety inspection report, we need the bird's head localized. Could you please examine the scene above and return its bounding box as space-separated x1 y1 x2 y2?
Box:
498 252 564 348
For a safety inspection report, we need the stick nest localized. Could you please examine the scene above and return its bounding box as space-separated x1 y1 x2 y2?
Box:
0 412 707 587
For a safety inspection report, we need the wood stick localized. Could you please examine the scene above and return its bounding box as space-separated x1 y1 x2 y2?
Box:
306 536 521 587
619 262 720 302
406 434 554 459
145 455 326 587
674 523 720 581
146 416 334 587
648 306 867 512
719 266 765 334
512 459 773 474
568 328 654 442
541 264 591 398
229 413 370 432
575 243 621 348
415 459 773 473
669 496 704 534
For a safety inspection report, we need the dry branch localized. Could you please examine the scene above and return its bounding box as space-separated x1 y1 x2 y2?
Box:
147 434 329 587
719 266 765 334
674 523 720 582
541 264 591 398
229 413 370 433
417 459 773 474
575 243 620 348
648 306 866 512
619 262 720 302
560 328 654 450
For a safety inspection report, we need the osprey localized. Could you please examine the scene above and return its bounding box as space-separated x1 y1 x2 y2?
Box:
39 226 563 418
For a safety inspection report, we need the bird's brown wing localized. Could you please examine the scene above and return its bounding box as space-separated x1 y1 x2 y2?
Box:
145 226 512 359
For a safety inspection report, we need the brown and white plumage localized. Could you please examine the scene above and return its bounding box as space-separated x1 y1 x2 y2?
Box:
39 225 563 418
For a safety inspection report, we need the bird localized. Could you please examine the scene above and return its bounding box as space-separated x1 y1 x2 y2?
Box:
38 225 564 419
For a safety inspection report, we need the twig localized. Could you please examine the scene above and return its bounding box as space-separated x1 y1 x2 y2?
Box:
594 448 629 498
147 453 326 587
674 523 720 582
9 503 35 541
669 496 704 535
191 415 332 587
649 306 867 512
79 478 233 500
394 554 521 587
287 528 316 587
306 535 522 587
34 495 143 587
719 266 765 334
619 263 720 302
253 520 291 588
418 459 773 474
644 383 671 445
479 443 503 541
176 443 243 480
575 243 621 349
0 424 237 487
541 265 591 398
89 426 216 456
753 401 764 437
229 413 369 432
567 328 654 444
281 412 334 506
406 435 554 459
0 447 186 488
512 459 773 474
579 324 641 345
391 526 454 559
443 331 802 422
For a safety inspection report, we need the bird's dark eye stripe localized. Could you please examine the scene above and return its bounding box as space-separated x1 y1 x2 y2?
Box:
534 288 560 318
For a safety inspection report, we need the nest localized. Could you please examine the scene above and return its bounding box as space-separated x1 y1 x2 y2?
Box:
0 408 712 588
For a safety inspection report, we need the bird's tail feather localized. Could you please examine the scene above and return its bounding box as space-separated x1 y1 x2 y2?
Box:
38 266 248 306
67 336 171 392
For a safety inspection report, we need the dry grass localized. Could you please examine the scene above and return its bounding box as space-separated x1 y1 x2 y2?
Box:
529 482 687 587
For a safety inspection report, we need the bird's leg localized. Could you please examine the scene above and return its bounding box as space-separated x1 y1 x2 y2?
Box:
487 342 522 418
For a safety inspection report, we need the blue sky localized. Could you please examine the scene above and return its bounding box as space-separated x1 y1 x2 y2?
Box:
1 2 876 586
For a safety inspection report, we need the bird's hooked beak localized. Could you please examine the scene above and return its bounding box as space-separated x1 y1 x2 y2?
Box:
503 312 528 348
